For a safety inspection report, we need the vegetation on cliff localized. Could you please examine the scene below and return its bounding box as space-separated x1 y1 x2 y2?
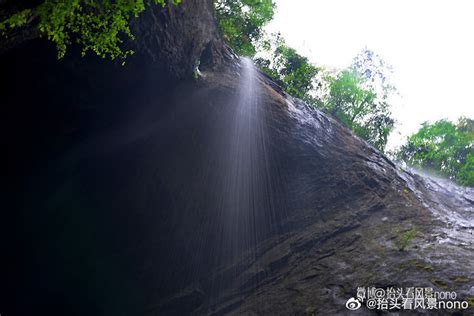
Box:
214 0 274 56
254 35 320 104
397 118 474 186
0 0 181 60
319 49 395 151
257 40 395 151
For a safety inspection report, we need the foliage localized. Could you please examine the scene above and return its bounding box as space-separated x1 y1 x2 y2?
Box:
256 45 395 152
214 0 274 56
255 36 320 103
0 0 180 60
0 9 32 30
320 49 395 152
397 118 474 186
394 227 417 251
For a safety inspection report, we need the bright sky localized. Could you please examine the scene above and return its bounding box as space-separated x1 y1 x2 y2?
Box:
267 0 474 149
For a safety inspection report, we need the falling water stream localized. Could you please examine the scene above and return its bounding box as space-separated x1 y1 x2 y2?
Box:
209 57 281 299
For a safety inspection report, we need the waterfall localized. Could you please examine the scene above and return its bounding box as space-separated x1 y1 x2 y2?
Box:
221 57 267 256
205 57 283 301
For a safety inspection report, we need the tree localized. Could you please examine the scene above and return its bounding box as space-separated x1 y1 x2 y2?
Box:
256 46 395 152
320 49 395 152
397 118 474 186
255 36 320 103
214 0 274 57
0 0 181 61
